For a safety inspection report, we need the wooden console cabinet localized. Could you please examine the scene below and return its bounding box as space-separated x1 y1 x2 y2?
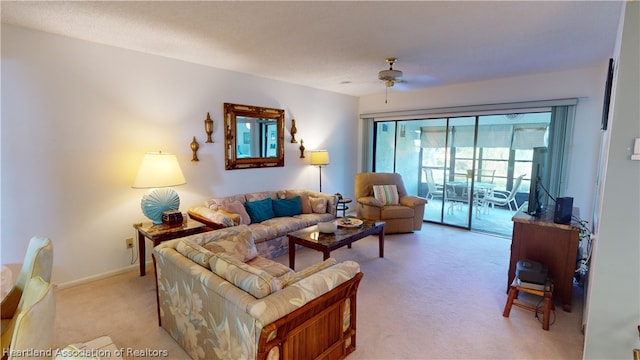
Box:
509 209 580 312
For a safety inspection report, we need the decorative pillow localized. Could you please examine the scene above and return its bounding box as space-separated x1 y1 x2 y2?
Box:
272 196 302 217
202 229 258 262
209 252 280 298
373 184 400 205
176 240 216 269
309 197 327 213
284 191 312 214
222 200 251 225
245 198 275 223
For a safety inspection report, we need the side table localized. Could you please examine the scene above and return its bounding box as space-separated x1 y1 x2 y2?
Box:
133 217 208 276
336 198 352 217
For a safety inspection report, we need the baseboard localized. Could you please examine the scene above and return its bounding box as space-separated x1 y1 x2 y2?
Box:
55 261 151 290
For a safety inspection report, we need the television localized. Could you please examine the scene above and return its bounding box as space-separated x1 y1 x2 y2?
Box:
601 58 614 131
527 147 549 217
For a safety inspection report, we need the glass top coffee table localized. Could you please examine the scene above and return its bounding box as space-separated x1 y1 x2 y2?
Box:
287 218 386 270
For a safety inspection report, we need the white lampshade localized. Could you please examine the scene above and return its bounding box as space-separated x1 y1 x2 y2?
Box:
132 151 186 224
310 150 330 166
132 151 186 189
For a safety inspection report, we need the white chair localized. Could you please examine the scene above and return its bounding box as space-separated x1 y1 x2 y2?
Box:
1 237 53 335
1 276 56 359
423 169 443 200
482 174 525 212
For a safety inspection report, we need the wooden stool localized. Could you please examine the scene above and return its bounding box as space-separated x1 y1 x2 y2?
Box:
503 280 554 330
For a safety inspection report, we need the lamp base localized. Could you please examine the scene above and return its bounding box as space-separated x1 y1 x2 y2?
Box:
141 188 180 224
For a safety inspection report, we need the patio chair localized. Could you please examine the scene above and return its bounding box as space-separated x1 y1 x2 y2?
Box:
481 174 525 212
423 169 443 200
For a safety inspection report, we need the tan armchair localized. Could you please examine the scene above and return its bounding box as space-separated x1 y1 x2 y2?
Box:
355 172 427 233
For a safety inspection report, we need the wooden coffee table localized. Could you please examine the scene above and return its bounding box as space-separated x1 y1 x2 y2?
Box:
287 219 385 270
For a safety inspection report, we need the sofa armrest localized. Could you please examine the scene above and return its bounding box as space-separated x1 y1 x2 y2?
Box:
357 196 384 208
400 195 428 207
247 261 361 326
188 206 232 229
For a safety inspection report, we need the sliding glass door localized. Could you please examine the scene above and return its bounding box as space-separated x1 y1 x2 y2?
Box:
372 110 559 236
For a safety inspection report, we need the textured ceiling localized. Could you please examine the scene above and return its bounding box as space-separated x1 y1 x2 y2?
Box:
1 1 624 96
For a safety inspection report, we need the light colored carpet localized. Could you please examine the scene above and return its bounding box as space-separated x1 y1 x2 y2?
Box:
54 224 584 359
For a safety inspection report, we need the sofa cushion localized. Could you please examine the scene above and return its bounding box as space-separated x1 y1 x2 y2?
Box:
309 197 327 213
272 196 302 217
201 229 258 262
245 198 275 223
205 194 246 209
373 184 400 205
278 258 337 288
261 217 309 237
245 191 276 202
176 240 216 269
222 200 251 225
209 252 280 299
246 256 294 278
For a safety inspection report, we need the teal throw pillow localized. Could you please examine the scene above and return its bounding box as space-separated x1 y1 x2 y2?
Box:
245 198 275 223
273 196 302 217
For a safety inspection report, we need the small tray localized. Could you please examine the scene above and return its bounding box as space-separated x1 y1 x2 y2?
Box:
336 218 363 228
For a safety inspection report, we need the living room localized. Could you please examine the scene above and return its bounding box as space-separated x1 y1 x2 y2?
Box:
1 2 638 359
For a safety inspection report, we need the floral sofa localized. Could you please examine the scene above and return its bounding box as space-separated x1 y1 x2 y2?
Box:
188 189 337 259
152 225 363 360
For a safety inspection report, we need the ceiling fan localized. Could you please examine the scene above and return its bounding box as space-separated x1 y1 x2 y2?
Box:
378 57 404 103
378 58 403 88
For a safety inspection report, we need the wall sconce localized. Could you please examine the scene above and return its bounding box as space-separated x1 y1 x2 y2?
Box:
190 136 199 162
204 112 214 143
290 119 298 143
299 139 305 158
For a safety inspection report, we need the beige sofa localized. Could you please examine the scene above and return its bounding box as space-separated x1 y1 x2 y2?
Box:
153 226 363 360
188 189 337 259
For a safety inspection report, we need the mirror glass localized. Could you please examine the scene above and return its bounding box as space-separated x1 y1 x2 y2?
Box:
224 103 285 169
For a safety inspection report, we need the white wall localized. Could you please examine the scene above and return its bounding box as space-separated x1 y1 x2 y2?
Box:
359 65 609 223
584 1 640 358
1 25 358 285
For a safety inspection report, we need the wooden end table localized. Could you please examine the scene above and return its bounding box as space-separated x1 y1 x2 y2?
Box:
336 198 352 217
287 219 385 270
133 217 208 276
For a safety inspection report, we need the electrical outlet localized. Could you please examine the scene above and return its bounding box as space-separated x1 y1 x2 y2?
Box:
125 238 134 249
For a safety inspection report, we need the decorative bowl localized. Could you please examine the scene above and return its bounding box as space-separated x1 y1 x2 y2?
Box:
317 221 337 233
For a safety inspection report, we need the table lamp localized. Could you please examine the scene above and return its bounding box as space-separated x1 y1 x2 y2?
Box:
310 150 329 192
132 151 186 224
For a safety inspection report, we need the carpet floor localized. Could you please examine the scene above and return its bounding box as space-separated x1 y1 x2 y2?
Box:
54 223 584 359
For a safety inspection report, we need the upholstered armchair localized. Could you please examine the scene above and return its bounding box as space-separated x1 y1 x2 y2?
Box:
355 172 427 233
1 237 53 336
1 276 55 359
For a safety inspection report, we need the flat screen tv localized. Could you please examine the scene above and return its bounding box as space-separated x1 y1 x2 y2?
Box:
527 147 549 217
601 58 614 131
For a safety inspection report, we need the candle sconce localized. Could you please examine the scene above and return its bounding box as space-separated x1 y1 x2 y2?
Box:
290 119 298 143
299 139 305 158
204 112 214 143
190 136 200 162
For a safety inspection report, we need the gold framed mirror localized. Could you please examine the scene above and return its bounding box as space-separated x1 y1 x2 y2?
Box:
224 103 285 170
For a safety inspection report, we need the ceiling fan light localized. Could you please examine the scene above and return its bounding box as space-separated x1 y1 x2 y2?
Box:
378 69 403 81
